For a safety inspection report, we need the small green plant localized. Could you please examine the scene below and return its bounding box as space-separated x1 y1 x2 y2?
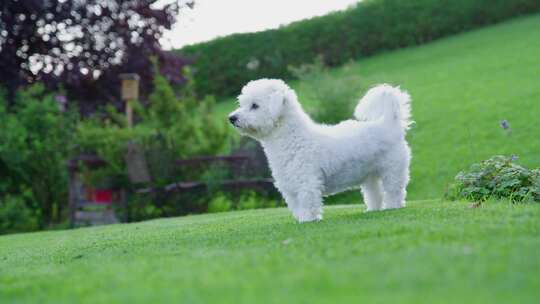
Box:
237 191 281 210
207 191 282 213
207 194 233 213
446 155 540 203
236 192 258 210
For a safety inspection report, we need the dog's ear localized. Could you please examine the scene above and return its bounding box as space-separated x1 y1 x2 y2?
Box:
276 88 291 106
281 92 288 105
268 90 285 118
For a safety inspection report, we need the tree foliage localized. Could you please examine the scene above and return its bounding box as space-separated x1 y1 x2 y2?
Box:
0 0 193 111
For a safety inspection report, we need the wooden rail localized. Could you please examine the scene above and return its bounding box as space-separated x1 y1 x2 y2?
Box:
136 178 274 194
68 152 275 226
175 155 250 165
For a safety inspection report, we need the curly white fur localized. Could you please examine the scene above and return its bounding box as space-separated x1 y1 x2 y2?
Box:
229 79 412 223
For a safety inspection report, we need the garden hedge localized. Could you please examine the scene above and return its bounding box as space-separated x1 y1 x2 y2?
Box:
178 0 540 97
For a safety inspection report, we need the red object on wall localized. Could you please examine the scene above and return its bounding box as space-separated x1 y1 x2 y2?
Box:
92 189 114 204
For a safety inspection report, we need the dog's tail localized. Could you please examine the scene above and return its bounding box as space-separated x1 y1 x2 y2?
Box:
353 84 413 131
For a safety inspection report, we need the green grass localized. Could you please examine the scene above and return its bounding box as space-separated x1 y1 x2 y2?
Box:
217 14 540 200
1 200 540 303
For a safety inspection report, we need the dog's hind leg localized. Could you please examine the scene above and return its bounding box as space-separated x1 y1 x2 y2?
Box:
381 161 409 210
361 175 383 211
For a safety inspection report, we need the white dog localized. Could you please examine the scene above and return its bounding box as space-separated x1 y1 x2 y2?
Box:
229 79 412 223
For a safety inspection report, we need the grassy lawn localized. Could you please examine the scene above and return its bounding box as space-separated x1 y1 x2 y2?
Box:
1 200 539 303
217 14 540 200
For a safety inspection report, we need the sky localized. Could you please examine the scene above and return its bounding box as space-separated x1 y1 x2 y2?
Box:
160 0 360 49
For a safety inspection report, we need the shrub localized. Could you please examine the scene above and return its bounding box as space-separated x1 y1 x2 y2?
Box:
0 85 77 228
179 0 540 97
0 195 39 235
143 67 233 158
446 155 540 203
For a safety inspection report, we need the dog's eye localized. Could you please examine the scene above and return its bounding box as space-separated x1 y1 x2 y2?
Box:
250 103 259 110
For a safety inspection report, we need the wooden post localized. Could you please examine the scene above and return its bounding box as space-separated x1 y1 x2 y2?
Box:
119 73 140 128
67 159 78 228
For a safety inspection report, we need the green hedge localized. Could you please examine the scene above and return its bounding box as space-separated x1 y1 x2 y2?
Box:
178 0 540 97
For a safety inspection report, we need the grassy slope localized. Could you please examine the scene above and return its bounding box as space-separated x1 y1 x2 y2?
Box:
1 200 540 303
217 15 540 200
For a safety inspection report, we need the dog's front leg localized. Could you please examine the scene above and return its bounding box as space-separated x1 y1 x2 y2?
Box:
282 192 300 217
290 189 323 223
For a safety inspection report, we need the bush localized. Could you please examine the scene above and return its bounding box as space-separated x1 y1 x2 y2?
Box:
179 0 540 97
0 194 39 235
446 155 540 203
0 85 77 228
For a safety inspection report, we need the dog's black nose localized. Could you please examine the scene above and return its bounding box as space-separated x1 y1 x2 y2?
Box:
229 115 238 125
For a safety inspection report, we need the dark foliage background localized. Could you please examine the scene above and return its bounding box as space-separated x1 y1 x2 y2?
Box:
0 0 193 112
179 0 540 97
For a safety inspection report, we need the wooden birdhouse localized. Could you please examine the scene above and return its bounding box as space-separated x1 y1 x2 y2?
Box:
120 73 140 101
119 73 140 127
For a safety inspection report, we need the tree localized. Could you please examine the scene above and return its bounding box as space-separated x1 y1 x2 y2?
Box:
0 0 193 111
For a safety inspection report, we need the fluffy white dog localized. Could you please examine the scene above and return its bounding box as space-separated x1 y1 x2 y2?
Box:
229 79 412 223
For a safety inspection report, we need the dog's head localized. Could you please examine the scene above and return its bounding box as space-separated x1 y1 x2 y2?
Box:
229 79 295 139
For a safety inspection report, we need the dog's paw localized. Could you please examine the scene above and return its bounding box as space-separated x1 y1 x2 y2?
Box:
382 204 405 210
365 207 383 212
296 213 323 223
